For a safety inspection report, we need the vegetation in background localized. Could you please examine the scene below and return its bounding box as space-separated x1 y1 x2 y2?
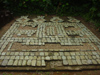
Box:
0 0 100 31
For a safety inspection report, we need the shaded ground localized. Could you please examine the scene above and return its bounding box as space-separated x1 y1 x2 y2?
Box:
0 70 100 75
0 15 100 75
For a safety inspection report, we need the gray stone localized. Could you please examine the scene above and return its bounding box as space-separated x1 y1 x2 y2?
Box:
82 60 88 65
2 52 6 55
59 52 64 56
10 56 15 59
1 59 8 66
25 56 29 60
54 52 59 56
19 52 24 55
64 52 70 56
76 59 82 65
24 52 29 55
13 60 18 66
45 52 49 56
0 56 5 59
15 56 19 59
29 56 33 60
20 56 24 59
4 56 10 59
40 52 44 56
87 60 92 64
18 60 22 66
70 52 75 55
22 60 27 66
67 56 71 59
45 56 50 60
33 56 37 60
32 60 36 66
10 52 15 55
63 60 68 65
72 60 77 65
76 56 80 59
62 56 66 60
80 56 86 60
53 56 58 60
27 60 31 66
15 52 19 55
42 60 46 66
58 56 62 60
7 60 14 66
92 60 97 64
68 60 73 65
96 59 100 64
37 60 41 66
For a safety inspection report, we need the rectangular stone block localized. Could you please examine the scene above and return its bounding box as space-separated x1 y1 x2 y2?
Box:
72 60 77 65
68 60 73 65
37 60 41 66
22 60 27 66
18 60 22 66
27 60 31 66
7 60 14 66
32 60 36 66
13 60 18 66
76 59 82 65
1 59 8 66
42 60 46 66
63 60 68 65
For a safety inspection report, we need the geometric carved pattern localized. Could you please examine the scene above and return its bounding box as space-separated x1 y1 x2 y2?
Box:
0 16 100 70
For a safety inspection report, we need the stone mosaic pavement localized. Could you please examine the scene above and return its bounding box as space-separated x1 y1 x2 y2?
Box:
0 16 100 70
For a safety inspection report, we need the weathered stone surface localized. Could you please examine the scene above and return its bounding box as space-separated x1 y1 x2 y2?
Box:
24 52 29 55
4 56 10 59
92 60 97 64
53 56 58 60
63 60 68 65
62 56 66 60
18 60 22 66
68 60 73 65
72 60 77 65
10 56 15 59
40 52 44 56
2 52 6 55
0 17 100 70
67 56 72 59
1 59 8 66
19 52 24 55
27 60 31 66
0 56 5 59
76 59 82 65
87 60 92 64
7 60 14 66
13 60 18 66
59 52 64 56
82 60 87 65
70 52 75 55
15 52 19 55
37 60 41 66
80 56 86 60
25 56 29 60
32 60 36 66
42 60 46 66
45 56 50 60
22 60 27 66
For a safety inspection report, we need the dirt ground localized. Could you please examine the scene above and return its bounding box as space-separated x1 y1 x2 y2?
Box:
0 15 100 75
